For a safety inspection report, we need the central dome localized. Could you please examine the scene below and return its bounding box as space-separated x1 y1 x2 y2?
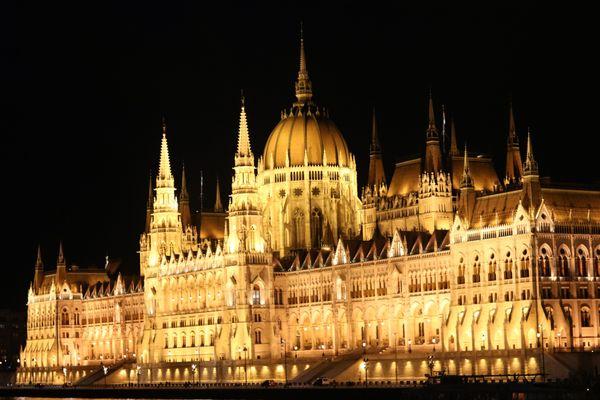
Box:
263 109 351 169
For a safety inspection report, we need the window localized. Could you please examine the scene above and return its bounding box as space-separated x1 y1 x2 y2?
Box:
578 287 589 299
255 330 262 344
252 285 261 305
576 248 588 277
581 307 591 327
538 247 551 276
542 288 552 299
558 248 570 277
560 287 571 299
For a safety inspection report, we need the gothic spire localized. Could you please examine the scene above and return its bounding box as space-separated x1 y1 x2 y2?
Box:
508 102 519 147
505 103 524 184
235 93 254 166
449 118 459 156
460 145 474 188
180 164 189 201
523 128 538 175
57 241 65 266
370 108 381 154
214 176 224 212
158 117 173 180
294 22 313 105
426 90 438 140
35 245 43 269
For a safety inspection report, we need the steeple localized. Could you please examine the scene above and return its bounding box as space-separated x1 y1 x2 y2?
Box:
294 23 313 106
449 118 459 156
460 145 474 188
367 108 386 187
214 176 224 212
523 129 538 176
158 117 173 181
179 164 192 228
505 103 523 184
424 90 443 173
57 241 65 266
235 93 254 166
33 245 44 292
521 129 541 213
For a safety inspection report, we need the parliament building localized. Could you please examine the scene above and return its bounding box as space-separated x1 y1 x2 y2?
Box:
18 35 600 384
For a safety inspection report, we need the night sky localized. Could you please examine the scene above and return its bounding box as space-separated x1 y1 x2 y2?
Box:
4 4 597 309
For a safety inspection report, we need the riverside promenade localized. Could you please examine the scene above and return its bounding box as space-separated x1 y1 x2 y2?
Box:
1 380 598 400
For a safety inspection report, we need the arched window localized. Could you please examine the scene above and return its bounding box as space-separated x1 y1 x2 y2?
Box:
576 248 588 277
252 284 261 305
61 308 69 325
488 254 497 281
558 248 570 277
311 208 323 248
457 257 465 284
581 307 591 328
292 209 305 248
504 252 513 279
595 248 600 276
538 247 551 277
172 333 177 348
191 331 196 347
254 329 262 344
520 250 530 278
472 255 481 283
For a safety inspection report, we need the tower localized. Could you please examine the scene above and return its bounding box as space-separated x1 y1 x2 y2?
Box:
56 241 66 284
145 173 153 233
225 95 266 254
214 176 224 212
505 103 524 185
367 108 386 188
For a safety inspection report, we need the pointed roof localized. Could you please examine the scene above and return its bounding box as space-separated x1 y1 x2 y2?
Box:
214 177 224 212
508 103 519 148
180 164 189 201
158 117 173 180
57 241 65 266
235 94 253 164
426 91 438 140
449 118 459 156
523 129 538 175
370 108 381 154
460 144 474 188
35 245 43 269
294 23 313 105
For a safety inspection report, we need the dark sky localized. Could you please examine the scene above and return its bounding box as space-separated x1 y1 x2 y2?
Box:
3 4 597 309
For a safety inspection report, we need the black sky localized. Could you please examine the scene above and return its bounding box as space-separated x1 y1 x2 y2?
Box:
3 4 598 309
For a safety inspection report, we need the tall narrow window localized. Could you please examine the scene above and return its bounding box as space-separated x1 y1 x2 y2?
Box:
311 208 323 248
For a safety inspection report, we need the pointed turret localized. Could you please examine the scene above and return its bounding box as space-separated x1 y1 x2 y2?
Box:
367 108 386 187
235 94 254 167
505 103 523 184
145 172 153 232
56 241 66 284
214 177 224 212
458 145 476 227
449 118 459 156
460 145 474 188
521 129 541 213
179 164 192 228
424 91 443 173
294 23 313 106
33 245 44 291
158 117 173 181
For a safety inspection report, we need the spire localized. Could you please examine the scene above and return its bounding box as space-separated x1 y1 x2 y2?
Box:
426 90 438 140
214 176 223 212
158 117 173 180
179 164 192 228
460 145 474 188
449 118 459 156
505 103 523 184
57 241 65 266
35 245 43 269
146 172 153 209
235 93 254 166
180 164 189 201
424 90 442 173
294 22 313 105
370 108 381 154
508 102 518 147
368 108 386 187
523 128 538 175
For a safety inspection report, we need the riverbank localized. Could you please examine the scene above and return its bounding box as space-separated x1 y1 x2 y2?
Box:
1 381 598 400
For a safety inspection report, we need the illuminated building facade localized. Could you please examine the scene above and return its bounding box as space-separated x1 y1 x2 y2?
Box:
18 35 600 384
